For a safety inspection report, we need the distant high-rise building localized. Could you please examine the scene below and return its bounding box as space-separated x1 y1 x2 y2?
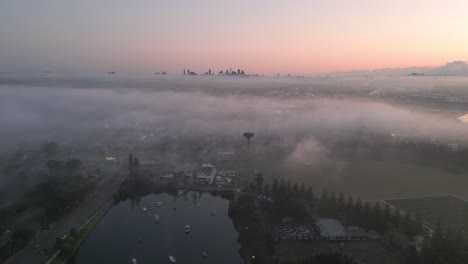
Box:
237 69 240 75
208 69 212 75
183 69 186 75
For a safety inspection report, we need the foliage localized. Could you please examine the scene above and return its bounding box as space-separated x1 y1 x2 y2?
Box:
27 173 95 222
0 228 35 262
282 252 358 264
113 178 178 202
41 142 60 157
228 193 273 264
415 223 468 264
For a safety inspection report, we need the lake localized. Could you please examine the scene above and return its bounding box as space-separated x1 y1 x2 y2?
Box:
74 191 242 264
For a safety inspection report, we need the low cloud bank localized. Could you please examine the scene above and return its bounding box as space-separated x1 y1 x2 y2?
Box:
1 81 468 154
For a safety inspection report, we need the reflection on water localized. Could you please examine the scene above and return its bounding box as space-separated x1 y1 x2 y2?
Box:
75 191 242 264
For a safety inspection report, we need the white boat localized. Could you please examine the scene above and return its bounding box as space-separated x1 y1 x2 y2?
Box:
142 207 147 212
155 202 162 207
211 209 216 215
185 225 190 233
169 255 176 263
155 214 160 223
202 251 208 257
132 258 137 264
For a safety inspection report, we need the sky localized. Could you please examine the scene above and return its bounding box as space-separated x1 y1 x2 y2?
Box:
1 0 468 75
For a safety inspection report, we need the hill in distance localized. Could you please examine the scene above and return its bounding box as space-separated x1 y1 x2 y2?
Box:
328 61 468 77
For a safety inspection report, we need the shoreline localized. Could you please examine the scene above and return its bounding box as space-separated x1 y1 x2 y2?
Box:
47 200 114 264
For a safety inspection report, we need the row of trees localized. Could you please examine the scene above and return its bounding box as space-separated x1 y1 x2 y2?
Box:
255 178 422 237
228 193 275 264
0 228 35 261
410 222 468 264
252 177 468 263
128 153 140 178
280 252 357 264
1 159 95 227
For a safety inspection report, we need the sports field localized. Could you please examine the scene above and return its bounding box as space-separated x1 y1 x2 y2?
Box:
257 159 468 201
385 195 468 236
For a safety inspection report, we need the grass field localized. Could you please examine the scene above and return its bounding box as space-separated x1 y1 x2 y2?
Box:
255 159 468 201
385 195 468 237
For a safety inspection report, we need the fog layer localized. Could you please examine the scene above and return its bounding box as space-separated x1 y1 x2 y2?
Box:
1 76 468 153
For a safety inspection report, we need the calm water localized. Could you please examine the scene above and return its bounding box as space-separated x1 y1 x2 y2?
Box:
75 191 242 264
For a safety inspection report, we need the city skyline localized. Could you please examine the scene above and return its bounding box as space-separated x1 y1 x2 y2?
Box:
1 0 467 75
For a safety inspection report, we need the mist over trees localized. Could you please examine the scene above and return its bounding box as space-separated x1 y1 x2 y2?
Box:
2 76 468 154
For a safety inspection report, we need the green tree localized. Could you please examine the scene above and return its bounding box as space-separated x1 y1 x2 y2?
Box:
249 182 256 193
69 227 78 239
384 204 391 219
346 196 354 212
338 191 345 211
263 184 270 196
293 182 299 195
453 230 465 262
403 212 412 236
362 202 370 225
414 214 423 234
354 197 362 217
307 186 313 200
42 142 59 157
255 172 264 193
300 183 306 198
321 189 329 202
272 179 279 194
330 192 337 206
279 179 286 197
60 242 74 258
133 157 140 176
128 153 134 177
393 209 401 227
372 202 382 230
433 220 443 244
11 228 35 244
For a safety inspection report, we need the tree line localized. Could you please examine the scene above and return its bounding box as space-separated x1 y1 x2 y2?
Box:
410 221 468 264
253 177 421 237
252 176 468 264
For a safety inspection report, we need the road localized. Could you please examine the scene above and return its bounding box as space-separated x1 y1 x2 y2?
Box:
5 157 253 264
4 176 121 264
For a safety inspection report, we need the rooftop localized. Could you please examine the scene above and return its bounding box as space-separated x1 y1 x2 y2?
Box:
316 218 345 237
